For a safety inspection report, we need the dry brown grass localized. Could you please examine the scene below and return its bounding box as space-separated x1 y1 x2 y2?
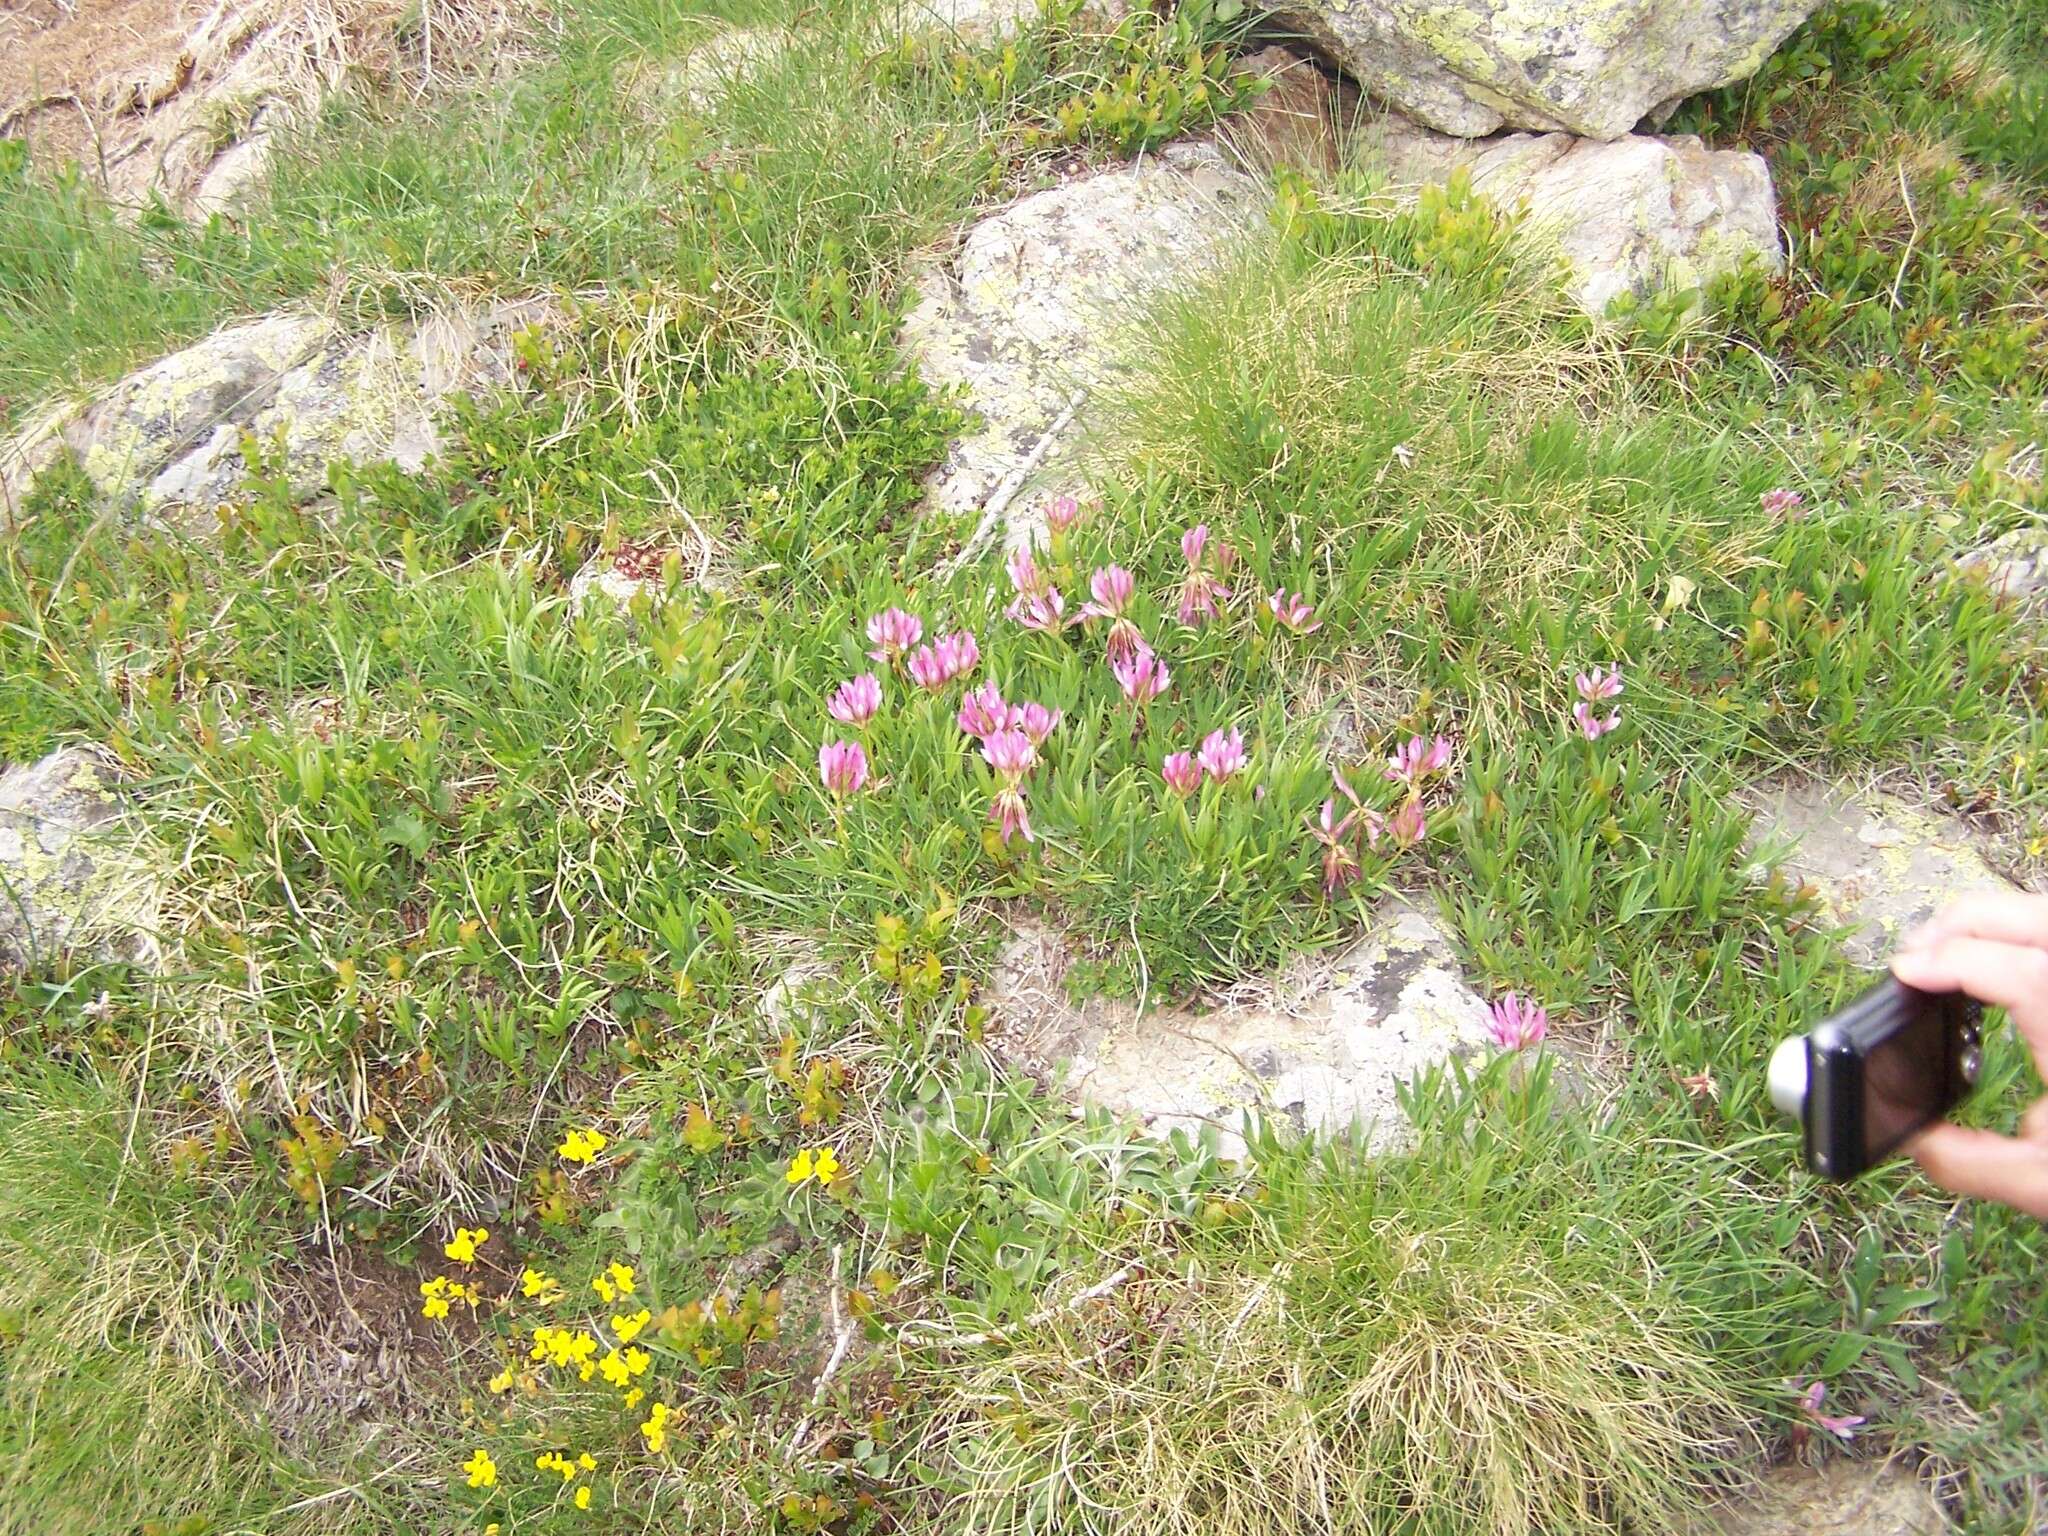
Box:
3 0 548 208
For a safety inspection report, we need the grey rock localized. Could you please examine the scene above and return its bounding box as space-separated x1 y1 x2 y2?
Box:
987 897 1495 1159
190 118 275 218
1361 116 1782 313
1267 0 1822 140
1750 782 2015 966
0 748 160 969
900 142 1262 542
1 300 555 519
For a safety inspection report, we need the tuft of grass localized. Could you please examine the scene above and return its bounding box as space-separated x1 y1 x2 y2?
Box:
0 1055 381 1536
918 1059 1797 1536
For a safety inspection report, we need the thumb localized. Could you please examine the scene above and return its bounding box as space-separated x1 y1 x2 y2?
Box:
1908 1122 2048 1219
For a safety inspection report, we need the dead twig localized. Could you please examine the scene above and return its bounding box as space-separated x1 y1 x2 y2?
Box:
936 389 1084 580
784 1243 854 1460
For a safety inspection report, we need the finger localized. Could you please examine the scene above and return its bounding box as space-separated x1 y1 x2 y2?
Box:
1891 937 2048 1059
1908 1123 2048 1219
2024 1097 2048 1143
1900 890 2048 953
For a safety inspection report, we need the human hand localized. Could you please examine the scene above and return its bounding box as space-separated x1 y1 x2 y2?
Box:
1890 891 2048 1219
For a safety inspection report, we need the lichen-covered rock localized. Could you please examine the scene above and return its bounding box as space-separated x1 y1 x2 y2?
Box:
900 142 1261 541
1 300 555 520
1362 117 1782 313
1709 1460 1944 1536
1268 0 1821 140
1751 782 2015 966
0 748 160 969
988 898 1495 1159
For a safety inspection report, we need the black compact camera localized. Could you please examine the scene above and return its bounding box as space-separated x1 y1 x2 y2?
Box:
1768 979 1984 1180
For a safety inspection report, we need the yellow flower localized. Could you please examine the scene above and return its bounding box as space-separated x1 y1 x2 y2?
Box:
623 1387 645 1409
598 1350 632 1387
813 1147 842 1185
640 1400 672 1455
578 1451 597 1472
611 1308 651 1344
420 1276 452 1320
488 1367 514 1394
624 1346 650 1378
606 1262 636 1296
536 1451 576 1481
785 1149 814 1184
557 1127 608 1164
521 1266 563 1302
462 1448 497 1489
592 1275 615 1304
443 1226 489 1265
575 1487 592 1511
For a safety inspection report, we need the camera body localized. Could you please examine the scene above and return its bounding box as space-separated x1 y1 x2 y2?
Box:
1768 979 1983 1180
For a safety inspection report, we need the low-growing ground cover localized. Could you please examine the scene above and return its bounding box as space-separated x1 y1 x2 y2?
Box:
1 1 2045 1533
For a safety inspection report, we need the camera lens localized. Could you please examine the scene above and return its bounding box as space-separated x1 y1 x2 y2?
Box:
1767 1037 1808 1119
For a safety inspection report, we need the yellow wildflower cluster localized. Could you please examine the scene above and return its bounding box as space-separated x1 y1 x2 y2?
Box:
612 1307 651 1343
557 1127 608 1164
530 1324 601 1379
462 1448 497 1489
420 1274 481 1320
785 1146 842 1186
640 1400 673 1455
535 1450 598 1481
521 1266 563 1303
596 1345 652 1387
591 1262 636 1303
536 1450 599 1511
444 1226 489 1265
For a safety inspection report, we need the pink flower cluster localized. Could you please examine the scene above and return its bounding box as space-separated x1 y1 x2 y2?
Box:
1760 487 1805 520
1572 665 1622 741
909 630 980 691
1005 547 1070 635
1176 523 1235 629
1266 586 1321 635
1308 732 1453 894
825 608 988 804
1487 992 1547 1051
1798 1380 1864 1443
956 682 1060 845
819 739 868 799
1159 726 1248 797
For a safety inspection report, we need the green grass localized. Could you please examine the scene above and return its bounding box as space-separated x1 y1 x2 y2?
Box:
4 0 2048 1531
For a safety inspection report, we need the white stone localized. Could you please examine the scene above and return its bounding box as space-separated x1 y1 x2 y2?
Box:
1362 118 1782 313
1269 0 1821 140
987 898 1496 1159
900 142 1261 541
